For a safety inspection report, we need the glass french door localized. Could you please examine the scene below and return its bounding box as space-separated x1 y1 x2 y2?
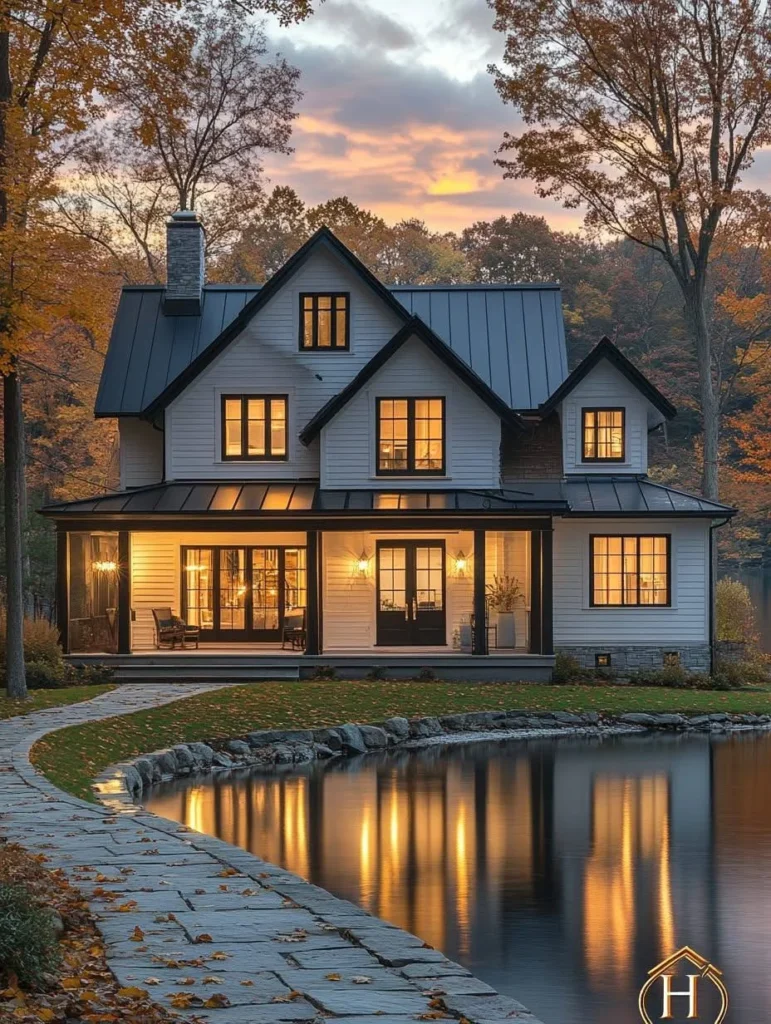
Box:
376 541 445 646
182 546 306 642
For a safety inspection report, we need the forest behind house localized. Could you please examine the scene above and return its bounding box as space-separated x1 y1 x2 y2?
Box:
4 2 771 622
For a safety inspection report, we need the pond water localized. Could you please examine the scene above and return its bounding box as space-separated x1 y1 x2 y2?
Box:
143 732 771 1024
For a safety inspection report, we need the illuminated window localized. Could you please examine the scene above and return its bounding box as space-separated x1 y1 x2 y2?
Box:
300 293 349 349
582 408 625 461
222 395 287 460
590 535 670 606
377 397 445 475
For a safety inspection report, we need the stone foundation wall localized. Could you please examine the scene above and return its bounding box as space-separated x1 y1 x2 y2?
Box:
559 643 712 674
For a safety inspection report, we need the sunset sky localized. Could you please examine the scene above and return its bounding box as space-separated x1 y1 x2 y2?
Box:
261 0 581 233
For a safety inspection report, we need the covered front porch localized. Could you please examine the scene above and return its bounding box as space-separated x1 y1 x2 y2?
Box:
46 482 559 680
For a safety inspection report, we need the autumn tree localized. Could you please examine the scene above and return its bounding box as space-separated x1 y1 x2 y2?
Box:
0 0 315 699
224 187 471 285
61 6 301 283
490 0 771 499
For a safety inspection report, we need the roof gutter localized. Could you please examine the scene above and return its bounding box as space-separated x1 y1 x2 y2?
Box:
709 515 733 675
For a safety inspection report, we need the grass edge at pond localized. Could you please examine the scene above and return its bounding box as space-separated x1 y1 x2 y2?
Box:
29 680 771 802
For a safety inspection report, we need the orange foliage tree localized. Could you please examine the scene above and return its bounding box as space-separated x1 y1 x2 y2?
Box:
489 0 771 501
0 0 316 698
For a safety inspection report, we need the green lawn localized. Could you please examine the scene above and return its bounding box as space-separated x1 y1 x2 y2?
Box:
30 680 771 801
0 684 115 720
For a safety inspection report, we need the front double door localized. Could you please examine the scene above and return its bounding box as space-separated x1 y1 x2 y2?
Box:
376 541 446 646
182 545 306 642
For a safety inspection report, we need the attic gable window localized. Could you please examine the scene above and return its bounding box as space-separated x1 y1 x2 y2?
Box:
377 398 445 475
222 395 287 461
582 408 625 461
300 293 349 350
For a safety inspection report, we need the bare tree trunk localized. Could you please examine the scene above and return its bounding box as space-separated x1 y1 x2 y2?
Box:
684 287 719 501
4 368 26 698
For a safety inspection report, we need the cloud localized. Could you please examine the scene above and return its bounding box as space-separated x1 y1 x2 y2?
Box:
262 36 580 232
320 0 414 53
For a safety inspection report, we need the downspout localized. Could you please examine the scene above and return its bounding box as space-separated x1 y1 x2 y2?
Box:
709 516 733 675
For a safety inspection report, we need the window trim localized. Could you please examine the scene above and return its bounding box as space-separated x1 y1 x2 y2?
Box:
589 534 671 608
581 406 626 463
220 394 288 462
376 396 446 476
299 292 350 351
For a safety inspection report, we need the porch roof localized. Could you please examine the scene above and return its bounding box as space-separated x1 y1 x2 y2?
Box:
40 476 734 521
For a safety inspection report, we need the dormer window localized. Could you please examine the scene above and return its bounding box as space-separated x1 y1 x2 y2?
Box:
300 293 349 350
582 408 624 462
222 395 287 460
377 398 445 475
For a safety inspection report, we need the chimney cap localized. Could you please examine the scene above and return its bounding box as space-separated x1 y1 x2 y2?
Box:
168 209 203 227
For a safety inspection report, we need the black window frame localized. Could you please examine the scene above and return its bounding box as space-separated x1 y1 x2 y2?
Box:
582 406 626 463
221 394 288 462
376 396 446 476
589 533 671 608
299 292 350 351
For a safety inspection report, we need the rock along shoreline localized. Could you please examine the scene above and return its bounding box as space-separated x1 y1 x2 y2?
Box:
94 708 771 809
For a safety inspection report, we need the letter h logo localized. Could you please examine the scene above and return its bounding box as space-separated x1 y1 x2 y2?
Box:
639 947 728 1024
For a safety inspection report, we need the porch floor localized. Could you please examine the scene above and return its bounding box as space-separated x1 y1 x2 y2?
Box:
68 646 552 683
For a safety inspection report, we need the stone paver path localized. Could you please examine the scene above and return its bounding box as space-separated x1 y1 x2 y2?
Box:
0 685 544 1024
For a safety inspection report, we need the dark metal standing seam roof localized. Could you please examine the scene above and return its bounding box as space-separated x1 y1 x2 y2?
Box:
40 477 735 519
391 285 568 409
95 283 568 417
96 286 259 418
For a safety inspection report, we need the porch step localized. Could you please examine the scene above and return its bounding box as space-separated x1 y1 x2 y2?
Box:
70 654 301 683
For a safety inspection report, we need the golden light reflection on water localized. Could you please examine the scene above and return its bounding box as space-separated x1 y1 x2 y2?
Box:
583 774 672 992
143 736 771 1024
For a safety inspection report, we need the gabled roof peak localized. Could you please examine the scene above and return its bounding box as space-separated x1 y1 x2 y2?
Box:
539 335 676 420
299 316 525 444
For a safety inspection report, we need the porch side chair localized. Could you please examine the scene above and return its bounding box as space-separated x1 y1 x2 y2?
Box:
152 608 185 650
282 609 306 650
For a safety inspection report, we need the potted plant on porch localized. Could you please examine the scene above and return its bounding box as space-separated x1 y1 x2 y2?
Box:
486 575 523 649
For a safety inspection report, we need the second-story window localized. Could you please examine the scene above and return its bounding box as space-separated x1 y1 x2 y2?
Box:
582 408 625 461
222 395 287 460
300 293 349 350
377 398 445 475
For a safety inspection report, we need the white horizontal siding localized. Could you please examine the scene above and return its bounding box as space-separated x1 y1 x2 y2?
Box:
119 419 163 488
321 338 501 489
553 517 709 645
560 361 649 475
166 248 403 481
130 530 305 650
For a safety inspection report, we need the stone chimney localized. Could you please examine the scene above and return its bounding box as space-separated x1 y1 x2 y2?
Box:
164 210 205 315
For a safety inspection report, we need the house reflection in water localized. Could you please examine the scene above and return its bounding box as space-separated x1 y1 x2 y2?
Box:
144 733 771 1024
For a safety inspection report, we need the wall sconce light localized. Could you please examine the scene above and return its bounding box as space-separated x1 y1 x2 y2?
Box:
453 550 468 578
355 551 371 577
184 563 208 573
92 560 117 574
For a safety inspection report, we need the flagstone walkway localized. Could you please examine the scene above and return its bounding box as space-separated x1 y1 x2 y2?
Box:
0 684 543 1024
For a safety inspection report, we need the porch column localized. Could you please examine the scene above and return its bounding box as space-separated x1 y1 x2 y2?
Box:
541 525 554 655
56 528 69 654
529 530 543 654
472 529 487 655
305 530 322 655
529 524 554 655
118 531 131 655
